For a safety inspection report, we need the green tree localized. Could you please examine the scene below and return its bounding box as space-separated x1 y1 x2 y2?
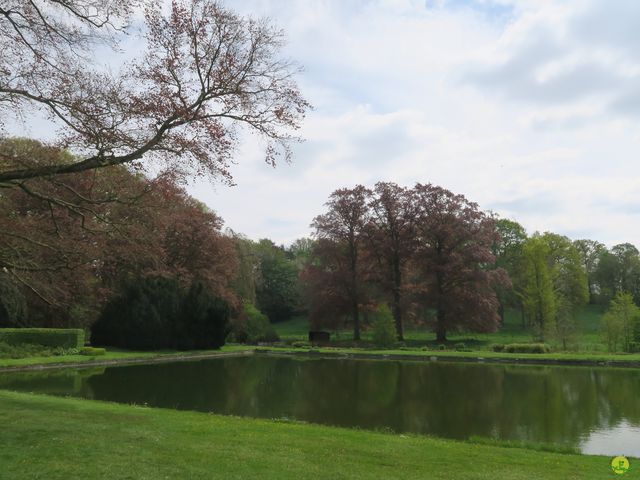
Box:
494 218 528 326
602 292 640 352
521 237 557 341
595 243 640 304
573 239 606 304
255 239 300 323
371 304 396 348
521 233 588 344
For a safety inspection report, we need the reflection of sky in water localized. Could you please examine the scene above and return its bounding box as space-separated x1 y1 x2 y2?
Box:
580 421 640 457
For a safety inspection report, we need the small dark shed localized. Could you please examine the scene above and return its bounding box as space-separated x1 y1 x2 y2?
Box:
308 331 330 343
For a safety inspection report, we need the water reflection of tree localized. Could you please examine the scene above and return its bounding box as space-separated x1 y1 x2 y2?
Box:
9 356 640 451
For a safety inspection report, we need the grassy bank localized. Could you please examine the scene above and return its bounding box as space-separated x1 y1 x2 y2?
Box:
0 390 630 480
275 305 609 353
258 345 640 367
0 345 253 370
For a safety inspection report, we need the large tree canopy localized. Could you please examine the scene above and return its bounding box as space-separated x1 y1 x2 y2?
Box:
0 0 309 184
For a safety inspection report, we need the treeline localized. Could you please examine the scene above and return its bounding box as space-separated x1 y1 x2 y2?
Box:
302 184 640 349
3 137 640 349
0 138 303 346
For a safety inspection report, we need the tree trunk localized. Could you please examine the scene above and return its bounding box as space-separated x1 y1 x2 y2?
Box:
392 254 403 341
436 308 447 342
352 300 360 341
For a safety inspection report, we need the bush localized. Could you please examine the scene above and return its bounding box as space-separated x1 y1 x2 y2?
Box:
438 344 446 351
0 328 84 349
244 303 279 343
454 342 468 352
371 304 396 348
228 303 280 344
492 344 505 352
91 278 229 351
496 343 551 354
80 347 106 356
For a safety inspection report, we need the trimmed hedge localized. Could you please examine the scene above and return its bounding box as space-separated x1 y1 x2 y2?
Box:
0 328 84 349
492 343 551 354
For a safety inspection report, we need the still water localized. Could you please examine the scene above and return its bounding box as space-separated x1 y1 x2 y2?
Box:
2 354 640 456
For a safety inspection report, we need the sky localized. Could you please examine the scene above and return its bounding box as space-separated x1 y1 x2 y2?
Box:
184 0 640 247
11 0 640 247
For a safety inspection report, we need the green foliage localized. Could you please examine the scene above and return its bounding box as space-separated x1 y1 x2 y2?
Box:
0 341 80 359
522 237 557 340
602 292 640 352
91 278 229 351
493 343 551 353
438 344 446 351
255 239 300 323
80 347 106 356
454 342 469 352
371 304 396 348
230 303 280 344
0 328 84 349
521 234 588 342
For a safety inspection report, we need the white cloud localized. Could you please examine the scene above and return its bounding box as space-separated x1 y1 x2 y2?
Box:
9 0 640 247
191 0 640 247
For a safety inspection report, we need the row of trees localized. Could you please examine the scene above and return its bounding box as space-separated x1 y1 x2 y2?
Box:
0 138 305 338
302 183 508 342
300 183 640 345
0 138 239 330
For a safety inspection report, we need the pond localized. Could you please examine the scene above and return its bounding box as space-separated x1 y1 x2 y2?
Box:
2 354 640 457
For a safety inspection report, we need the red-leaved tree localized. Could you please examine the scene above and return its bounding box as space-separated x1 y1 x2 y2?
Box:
412 183 508 342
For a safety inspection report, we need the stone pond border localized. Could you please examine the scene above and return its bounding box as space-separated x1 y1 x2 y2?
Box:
3 347 640 373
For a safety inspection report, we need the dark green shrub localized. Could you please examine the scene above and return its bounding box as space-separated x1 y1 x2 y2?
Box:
0 328 84 349
438 344 446 351
92 278 229 351
492 344 505 352
502 343 551 354
80 347 106 356
172 283 230 350
372 304 396 348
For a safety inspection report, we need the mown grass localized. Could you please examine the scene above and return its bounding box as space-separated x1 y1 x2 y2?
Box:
0 345 253 369
275 305 610 353
0 390 632 480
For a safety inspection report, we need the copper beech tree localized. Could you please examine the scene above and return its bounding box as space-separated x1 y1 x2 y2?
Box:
305 183 508 342
0 139 239 328
0 0 309 184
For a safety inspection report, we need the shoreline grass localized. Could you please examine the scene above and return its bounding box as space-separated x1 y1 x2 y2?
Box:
0 390 632 479
0 345 253 370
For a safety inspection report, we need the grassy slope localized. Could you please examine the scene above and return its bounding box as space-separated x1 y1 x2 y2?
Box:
0 390 630 480
0 345 252 369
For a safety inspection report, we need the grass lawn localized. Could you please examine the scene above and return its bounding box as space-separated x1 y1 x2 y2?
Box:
0 345 253 370
0 390 632 480
275 305 609 352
